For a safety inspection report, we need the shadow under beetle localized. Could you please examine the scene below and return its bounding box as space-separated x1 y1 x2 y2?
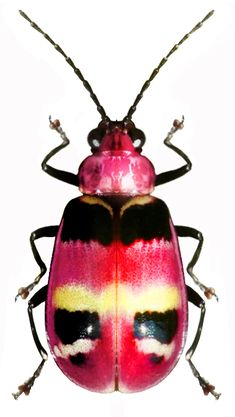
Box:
13 9 221 400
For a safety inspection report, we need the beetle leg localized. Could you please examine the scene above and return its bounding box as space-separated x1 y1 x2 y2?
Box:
186 285 221 399
41 116 78 186
175 225 218 300
13 286 48 399
15 225 59 301
156 116 192 186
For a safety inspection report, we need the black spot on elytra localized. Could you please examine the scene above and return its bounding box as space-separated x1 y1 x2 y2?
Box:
149 354 164 364
54 309 101 345
120 198 172 244
69 353 86 365
61 197 112 245
134 310 178 344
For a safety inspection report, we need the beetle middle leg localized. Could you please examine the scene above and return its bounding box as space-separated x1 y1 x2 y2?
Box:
186 285 220 399
15 225 59 301
175 225 218 300
13 285 48 399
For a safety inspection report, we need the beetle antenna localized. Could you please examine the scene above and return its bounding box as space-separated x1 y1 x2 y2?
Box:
123 10 214 123
19 10 110 123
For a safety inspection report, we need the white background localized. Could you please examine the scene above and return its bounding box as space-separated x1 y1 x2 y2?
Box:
1 0 235 415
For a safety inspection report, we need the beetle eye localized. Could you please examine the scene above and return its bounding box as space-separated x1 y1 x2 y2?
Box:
133 138 142 148
91 138 100 148
128 128 146 150
87 128 105 150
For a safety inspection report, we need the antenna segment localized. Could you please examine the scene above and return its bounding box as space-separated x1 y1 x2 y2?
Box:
123 10 214 122
19 10 110 122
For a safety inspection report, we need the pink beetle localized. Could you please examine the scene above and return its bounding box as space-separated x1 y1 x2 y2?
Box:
13 10 220 400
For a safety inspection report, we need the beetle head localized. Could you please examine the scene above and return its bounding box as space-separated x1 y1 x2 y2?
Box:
20 9 214 195
19 9 214 196
78 121 156 195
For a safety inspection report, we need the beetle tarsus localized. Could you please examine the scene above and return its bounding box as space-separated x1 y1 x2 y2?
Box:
49 117 61 129
15 284 35 301
204 287 218 301
173 118 184 130
49 116 68 143
15 286 30 301
189 270 218 301
187 358 220 400
198 376 221 400
12 359 46 400
164 116 185 146
15 278 40 301
12 378 34 399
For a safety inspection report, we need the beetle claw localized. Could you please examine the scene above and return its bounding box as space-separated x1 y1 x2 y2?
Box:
12 360 45 400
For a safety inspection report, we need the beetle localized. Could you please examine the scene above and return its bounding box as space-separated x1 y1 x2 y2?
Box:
13 9 220 399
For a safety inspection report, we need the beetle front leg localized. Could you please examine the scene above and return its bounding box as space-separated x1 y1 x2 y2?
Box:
175 225 218 300
186 285 221 399
15 225 59 301
13 286 48 399
156 117 192 186
41 117 78 186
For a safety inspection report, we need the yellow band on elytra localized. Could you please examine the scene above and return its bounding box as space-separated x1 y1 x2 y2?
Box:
53 283 180 315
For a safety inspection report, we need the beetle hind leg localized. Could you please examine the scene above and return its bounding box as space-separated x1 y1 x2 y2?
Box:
13 286 48 399
186 285 221 399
